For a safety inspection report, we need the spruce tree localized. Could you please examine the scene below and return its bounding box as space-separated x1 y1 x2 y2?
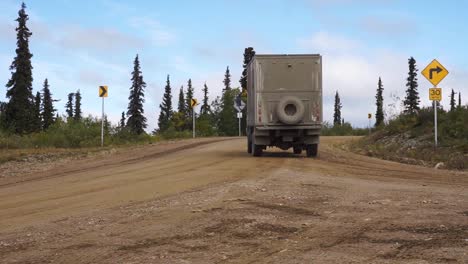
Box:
223 66 231 92
239 47 255 137
185 79 194 112
375 77 384 126
333 91 342 126
459 92 462 108
173 86 187 131
126 55 147 134
178 86 186 114
74 89 82 121
119 111 126 128
404 57 420 114
219 88 238 136
65 92 74 119
200 82 211 116
41 78 55 130
158 74 173 132
450 89 456 112
239 47 255 93
185 79 194 129
33 91 41 132
4 3 34 134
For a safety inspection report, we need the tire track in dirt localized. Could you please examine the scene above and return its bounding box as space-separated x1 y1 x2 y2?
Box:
0 138 231 188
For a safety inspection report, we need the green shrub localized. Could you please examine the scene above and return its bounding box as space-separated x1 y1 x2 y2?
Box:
0 116 157 149
321 121 368 136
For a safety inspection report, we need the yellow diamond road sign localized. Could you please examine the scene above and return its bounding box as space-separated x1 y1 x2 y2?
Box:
99 86 108 97
422 59 448 86
429 88 442 101
190 98 198 108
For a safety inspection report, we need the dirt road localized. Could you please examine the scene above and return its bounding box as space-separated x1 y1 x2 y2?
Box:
0 137 467 263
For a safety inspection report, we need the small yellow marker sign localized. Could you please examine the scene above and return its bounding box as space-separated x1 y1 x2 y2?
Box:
190 98 198 108
422 59 449 86
99 86 108 97
429 88 442 101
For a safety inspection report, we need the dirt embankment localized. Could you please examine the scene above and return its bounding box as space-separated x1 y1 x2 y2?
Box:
350 131 468 170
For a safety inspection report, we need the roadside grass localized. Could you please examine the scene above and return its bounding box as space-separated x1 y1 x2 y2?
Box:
0 116 197 164
321 121 369 136
0 147 108 164
351 106 468 170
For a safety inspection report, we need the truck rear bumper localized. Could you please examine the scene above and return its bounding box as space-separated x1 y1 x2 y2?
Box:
251 126 321 148
255 124 322 130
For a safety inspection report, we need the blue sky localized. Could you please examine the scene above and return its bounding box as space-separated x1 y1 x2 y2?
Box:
1 0 467 131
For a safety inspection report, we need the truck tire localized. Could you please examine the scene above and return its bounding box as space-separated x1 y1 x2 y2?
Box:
247 137 252 154
306 144 318 157
252 141 263 157
277 96 305 125
293 147 302 154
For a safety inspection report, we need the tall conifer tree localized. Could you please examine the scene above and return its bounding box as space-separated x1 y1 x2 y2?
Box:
65 93 74 119
333 91 342 126
178 86 186 114
200 82 211 116
239 47 255 136
185 79 194 129
158 75 173 132
219 68 237 135
404 57 420 114
450 89 456 112
126 55 147 134
4 3 34 133
33 91 41 132
74 89 82 121
41 79 55 130
375 77 384 126
185 79 194 112
119 111 126 128
239 47 255 93
223 66 231 92
459 92 462 108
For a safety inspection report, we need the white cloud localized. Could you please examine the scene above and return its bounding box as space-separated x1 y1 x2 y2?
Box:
298 31 468 126
298 32 410 127
57 25 143 52
298 31 360 54
128 17 175 46
359 15 415 37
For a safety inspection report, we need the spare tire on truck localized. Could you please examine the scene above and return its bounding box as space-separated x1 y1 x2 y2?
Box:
276 96 305 125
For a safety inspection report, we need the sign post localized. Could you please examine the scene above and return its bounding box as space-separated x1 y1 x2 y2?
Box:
422 59 448 148
190 98 198 138
234 95 246 137
367 113 372 135
237 112 243 136
99 86 108 147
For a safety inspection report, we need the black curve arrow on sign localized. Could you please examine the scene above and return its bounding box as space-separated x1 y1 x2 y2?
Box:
429 66 443 79
99 86 106 97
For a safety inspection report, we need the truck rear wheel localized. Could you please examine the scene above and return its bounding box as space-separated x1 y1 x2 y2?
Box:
293 147 302 154
306 144 318 157
252 142 263 157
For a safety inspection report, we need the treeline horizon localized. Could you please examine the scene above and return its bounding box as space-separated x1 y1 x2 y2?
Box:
331 57 465 130
0 3 255 139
